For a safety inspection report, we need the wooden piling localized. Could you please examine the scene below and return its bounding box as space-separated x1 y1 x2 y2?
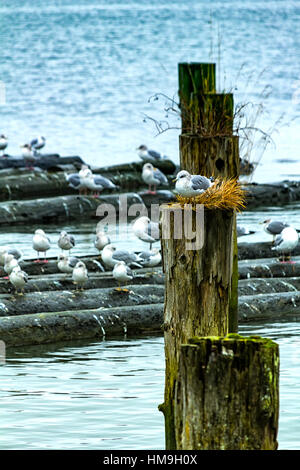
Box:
174 334 279 450
159 202 234 449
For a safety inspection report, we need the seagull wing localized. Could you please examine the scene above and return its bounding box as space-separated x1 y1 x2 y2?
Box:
112 250 136 263
69 257 80 268
153 168 168 185
94 175 116 189
69 235 76 247
67 174 81 188
148 221 160 240
273 234 284 247
268 221 289 234
190 175 211 191
148 150 161 159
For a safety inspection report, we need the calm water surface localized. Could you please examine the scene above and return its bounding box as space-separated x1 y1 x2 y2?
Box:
0 323 300 450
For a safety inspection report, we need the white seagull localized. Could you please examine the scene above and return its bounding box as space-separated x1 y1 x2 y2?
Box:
58 231 76 254
142 163 168 194
112 261 134 292
32 229 51 263
101 244 143 269
84 172 117 197
57 254 80 274
174 170 214 197
9 266 28 295
0 247 22 267
4 253 20 277
132 216 160 250
138 248 162 268
20 144 36 169
72 261 88 289
94 230 111 252
136 145 168 162
237 226 256 237
0 135 8 156
271 226 299 263
31 136 46 155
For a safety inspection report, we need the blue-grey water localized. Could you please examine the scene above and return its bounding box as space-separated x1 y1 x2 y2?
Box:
0 0 299 182
1 0 300 450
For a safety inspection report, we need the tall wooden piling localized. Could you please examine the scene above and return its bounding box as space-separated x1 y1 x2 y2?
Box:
178 62 240 333
175 335 279 450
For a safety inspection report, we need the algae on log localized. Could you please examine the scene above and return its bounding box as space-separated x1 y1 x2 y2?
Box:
0 303 164 347
159 203 234 449
238 256 300 279
239 291 300 322
174 335 279 450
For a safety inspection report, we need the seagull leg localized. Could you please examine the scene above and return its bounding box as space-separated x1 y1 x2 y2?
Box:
34 252 41 263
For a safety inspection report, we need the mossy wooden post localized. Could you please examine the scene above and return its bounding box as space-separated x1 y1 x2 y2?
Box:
159 203 234 449
178 62 239 333
175 334 279 450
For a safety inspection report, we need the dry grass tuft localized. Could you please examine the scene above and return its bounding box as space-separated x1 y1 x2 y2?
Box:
175 178 247 211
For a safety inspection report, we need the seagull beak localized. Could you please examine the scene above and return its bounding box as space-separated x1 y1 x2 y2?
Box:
172 178 177 182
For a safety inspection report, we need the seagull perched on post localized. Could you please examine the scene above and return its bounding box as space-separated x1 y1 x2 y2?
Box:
112 261 134 292
271 226 299 263
101 244 143 269
58 231 76 254
0 135 8 156
142 163 168 194
32 229 51 263
30 136 46 155
9 266 28 295
174 170 214 197
132 216 160 250
136 145 168 163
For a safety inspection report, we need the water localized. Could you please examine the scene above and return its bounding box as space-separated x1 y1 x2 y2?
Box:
0 0 299 183
1 323 300 450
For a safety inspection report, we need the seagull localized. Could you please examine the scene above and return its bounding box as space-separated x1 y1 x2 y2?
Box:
57 254 80 275
94 230 111 252
84 172 117 197
174 170 214 197
58 230 75 254
20 144 36 169
66 173 83 192
9 266 28 295
271 226 299 263
0 247 22 267
262 219 290 241
142 163 168 194
138 248 162 268
132 216 160 250
32 229 51 263
237 226 256 237
78 165 93 195
0 135 8 156
137 145 168 163
30 136 46 155
72 261 88 290
101 244 143 269
112 261 134 292
4 253 20 277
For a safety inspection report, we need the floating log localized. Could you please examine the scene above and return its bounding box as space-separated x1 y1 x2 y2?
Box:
243 180 300 208
239 291 300 322
0 284 165 317
238 277 300 296
0 303 164 347
238 256 300 279
238 241 300 260
174 335 279 450
0 155 85 171
0 193 145 225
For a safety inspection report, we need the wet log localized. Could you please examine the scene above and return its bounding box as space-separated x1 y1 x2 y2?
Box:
0 193 145 225
238 277 300 296
0 303 164 347
174 335 279 450
238 241 300 260
238 256 300 279
0 155 85 170
0 284 165 317
239 291 300 322
243 180 300 208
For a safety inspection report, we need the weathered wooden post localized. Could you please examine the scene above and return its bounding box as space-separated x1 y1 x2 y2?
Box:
178 62 240 333
175 334 279 450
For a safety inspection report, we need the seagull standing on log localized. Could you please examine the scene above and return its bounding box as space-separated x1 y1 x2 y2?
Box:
142 163 168 194
31 136 46 155
271 226 299 263
137 145 168 163
132 216 160 250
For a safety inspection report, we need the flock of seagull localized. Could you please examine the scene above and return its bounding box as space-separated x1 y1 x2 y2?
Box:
0 215 161 295
0 139 299 293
